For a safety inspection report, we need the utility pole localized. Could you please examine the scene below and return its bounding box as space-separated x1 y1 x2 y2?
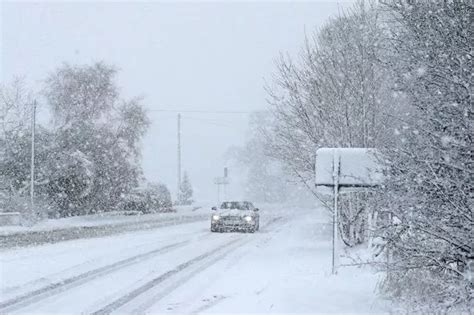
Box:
30 100 37 211
177 113 181 201
214 168 229 204
223 167 228 200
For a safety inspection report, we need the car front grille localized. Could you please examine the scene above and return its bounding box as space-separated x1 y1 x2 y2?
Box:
220 215 243 223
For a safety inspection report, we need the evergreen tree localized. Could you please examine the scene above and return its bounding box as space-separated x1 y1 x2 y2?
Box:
177 171 193 205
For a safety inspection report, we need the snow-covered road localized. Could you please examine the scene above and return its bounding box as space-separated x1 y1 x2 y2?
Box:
0 206 387 314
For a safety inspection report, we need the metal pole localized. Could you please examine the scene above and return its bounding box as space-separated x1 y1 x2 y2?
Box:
332 150 340 275
386 212 392 283
30 100 36 211
177 113 181 201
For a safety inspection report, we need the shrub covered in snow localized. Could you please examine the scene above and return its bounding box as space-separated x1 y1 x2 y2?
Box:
120 183 174 214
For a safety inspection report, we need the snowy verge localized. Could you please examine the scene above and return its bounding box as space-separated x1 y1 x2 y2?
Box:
0 206 212 249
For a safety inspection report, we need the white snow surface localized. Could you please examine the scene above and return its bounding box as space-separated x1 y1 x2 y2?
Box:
315 148 383 187
0 204 388 314
0 203 211 235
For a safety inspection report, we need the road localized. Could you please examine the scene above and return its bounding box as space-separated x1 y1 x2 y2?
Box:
0 206 386 314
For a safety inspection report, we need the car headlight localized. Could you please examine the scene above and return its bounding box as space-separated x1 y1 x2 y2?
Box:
244 216 252 222
212 214 220 221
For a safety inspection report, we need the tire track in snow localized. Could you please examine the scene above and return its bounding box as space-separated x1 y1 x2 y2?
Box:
1 228 209 294
0 235 206 313
91 238 243 315
92 216 284 314
191 295 227 314
132 238 247 314
1 216 283 314
146 216 285 314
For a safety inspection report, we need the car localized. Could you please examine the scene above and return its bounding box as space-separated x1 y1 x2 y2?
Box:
210 201 260 233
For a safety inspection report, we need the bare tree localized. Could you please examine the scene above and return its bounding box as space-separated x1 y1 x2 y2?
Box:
0 78 34 152
265 1 401 245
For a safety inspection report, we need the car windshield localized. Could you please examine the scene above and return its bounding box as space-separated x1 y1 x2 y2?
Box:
220 202 252 210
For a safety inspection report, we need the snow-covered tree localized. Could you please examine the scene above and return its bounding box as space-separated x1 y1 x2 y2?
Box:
0 79 34 197
264 1 471 309
41 62 150 216
177 171 193 205
266 2 398 184
265 1 402 245
263 0 470 310
374 1 472 311
0 79 56 218
1 63 150 218
44 63 118 127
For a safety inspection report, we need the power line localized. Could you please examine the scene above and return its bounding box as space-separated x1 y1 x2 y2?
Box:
147 114 238 128
148 109 256 114
181 116 234 127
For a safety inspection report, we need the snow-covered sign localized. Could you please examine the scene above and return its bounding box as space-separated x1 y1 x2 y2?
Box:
315 148 383 187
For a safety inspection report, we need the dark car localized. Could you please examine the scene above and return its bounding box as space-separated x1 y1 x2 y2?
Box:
210 201 260 233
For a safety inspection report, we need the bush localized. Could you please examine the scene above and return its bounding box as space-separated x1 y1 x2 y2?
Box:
120 183 173 214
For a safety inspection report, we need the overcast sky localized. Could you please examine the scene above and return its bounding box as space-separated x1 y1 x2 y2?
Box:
1 0 352 203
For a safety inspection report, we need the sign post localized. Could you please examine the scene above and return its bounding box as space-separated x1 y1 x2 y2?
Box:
332 151 340 274
315 148 382 275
